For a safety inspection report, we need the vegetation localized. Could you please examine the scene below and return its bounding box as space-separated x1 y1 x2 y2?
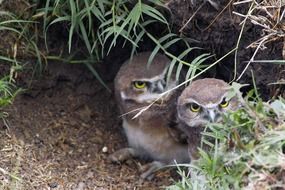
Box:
0 77 20 123
0 8 29 123
168 83 285 189
40 0 212 84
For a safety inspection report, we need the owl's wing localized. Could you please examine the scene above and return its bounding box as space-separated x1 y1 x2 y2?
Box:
167 116 188 144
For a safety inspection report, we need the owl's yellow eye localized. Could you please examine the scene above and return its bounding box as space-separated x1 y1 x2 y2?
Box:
220 98 229 108
133 81 146 89
190 103 200 112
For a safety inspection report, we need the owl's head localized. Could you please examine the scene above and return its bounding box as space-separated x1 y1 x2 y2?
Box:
177 78 240 128
114 52 177 117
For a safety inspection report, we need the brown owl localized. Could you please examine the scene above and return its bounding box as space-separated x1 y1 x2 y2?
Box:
177 78 240 160
109 52 189 179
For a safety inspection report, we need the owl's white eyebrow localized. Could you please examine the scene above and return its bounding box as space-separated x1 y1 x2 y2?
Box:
135 67 168 82
184 98 202 105
136 74 164 82
185 99 216 108
184 94 229 108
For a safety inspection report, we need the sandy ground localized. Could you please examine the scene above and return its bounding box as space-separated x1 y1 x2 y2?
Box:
0 62 176 190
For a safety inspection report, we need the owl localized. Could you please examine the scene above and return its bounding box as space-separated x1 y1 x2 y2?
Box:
110 52 189 179
176 78 240 160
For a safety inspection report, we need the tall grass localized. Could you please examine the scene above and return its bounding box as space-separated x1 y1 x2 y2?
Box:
0 76 21 123
39 0 210 82
0 9 26 121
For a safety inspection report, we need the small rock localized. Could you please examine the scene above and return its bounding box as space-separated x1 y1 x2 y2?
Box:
102 146 108 153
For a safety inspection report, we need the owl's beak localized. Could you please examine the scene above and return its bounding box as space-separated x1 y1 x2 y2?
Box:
207 109 220 122
152 80 166 94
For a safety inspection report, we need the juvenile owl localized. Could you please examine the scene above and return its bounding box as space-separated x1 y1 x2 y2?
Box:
177 78 240 160
110 52 189 179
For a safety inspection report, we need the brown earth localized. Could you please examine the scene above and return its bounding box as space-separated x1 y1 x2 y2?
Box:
166 0 285 98
0 62 176 190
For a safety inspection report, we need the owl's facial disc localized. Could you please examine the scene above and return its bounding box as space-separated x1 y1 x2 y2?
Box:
180 95 232 127
120 73 176 104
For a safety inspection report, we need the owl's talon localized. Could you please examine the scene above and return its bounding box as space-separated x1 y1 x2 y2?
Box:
139 161 165 180
108 148 137 163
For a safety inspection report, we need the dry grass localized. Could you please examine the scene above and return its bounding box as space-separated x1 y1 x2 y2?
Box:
233 0 285 58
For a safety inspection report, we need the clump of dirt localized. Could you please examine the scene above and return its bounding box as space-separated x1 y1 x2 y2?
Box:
0 62 175 189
